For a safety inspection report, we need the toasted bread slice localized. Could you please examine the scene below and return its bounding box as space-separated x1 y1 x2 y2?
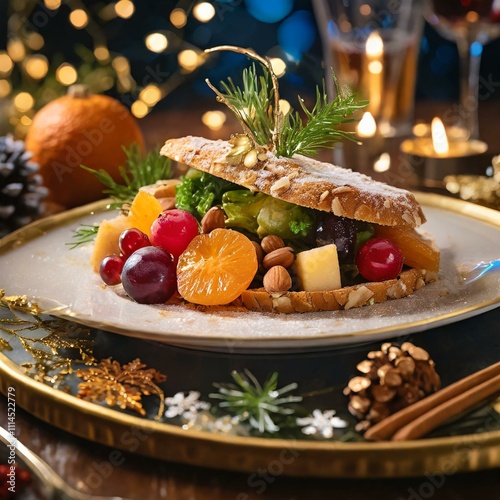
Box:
161 136 426 228
236 269 437 314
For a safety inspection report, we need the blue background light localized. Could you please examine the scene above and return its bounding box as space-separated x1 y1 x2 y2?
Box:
277 10 316 62
245 0 293 24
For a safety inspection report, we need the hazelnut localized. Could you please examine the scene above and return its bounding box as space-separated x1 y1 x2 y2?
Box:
263 246 295 269
261 234 285 254
201 207 225 234
263 265 292 293
251 241 264 264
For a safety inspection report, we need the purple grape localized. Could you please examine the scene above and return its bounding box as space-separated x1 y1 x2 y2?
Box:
121 247 177 304
316 214 357 263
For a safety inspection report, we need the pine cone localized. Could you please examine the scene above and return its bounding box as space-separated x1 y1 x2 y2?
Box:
0 135 47 237
344 342 441 432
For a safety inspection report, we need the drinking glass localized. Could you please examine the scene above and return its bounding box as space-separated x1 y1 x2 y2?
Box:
313 0 427 137
426 1 500 139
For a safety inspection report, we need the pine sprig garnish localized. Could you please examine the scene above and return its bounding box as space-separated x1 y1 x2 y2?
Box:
81 143 171 202
216 64 275 147
209 369 302 433
204 46 368 159
277 79 368 157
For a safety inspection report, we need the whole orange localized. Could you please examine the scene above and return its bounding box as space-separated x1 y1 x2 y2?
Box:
25 85 145 208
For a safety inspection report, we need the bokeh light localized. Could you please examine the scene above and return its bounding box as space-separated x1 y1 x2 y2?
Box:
44 0 61 9
178 50 199 71
112 56 130 73
170 8 187 28
94 46 110 62
27 33 44 50
140 85 162 105
131 100 149 118
25 55 49 80
245 0 293 23
69 9 89 29
14 92 35 112
145 33 168 53
7 39 25 62
115 0 135 19
193 2 216 22
0 52 13 74
56 63 78 85
0 80 11 97
277 10 316 61
202 110 227 130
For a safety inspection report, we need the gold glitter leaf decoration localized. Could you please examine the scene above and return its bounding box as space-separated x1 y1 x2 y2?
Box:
0 338 12 351
76 358 167 419
0 289 95 388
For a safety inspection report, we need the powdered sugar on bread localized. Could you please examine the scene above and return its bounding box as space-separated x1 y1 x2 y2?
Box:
161 136 425 228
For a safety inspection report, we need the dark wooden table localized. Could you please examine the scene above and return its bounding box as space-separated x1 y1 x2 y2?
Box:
1 101 500 499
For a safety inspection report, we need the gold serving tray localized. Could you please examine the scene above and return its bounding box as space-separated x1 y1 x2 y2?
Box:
0 193 499 477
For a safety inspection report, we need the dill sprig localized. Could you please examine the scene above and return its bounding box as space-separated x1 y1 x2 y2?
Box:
205 46 368 159
209 369 302 434
67 224 100 249
81 143 171 202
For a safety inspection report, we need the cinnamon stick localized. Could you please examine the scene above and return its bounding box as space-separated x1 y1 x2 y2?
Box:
365 361 500 441
392 373 500 441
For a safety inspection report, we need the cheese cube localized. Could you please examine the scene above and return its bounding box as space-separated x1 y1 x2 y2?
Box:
295 244 341 292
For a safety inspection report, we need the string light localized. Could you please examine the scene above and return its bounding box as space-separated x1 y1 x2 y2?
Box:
69 9 89 29
115 0 135 19
25 55 49 79
145 33 168 53
14 92 35 112
178 49 199 71
170 8 187 28
56 63 78 85
131 100 149 118
139 85 162 106
0 80 11 98
201 110 227 130
193 2 216 22
0 52 13 74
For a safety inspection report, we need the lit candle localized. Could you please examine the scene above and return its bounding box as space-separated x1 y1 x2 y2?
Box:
363 32 384 119
400 118 489 188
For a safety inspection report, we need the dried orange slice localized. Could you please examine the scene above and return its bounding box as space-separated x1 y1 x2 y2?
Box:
177 228 258 306
127 190 163 236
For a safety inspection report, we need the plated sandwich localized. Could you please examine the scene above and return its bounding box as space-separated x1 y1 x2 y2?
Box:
91 46 440 313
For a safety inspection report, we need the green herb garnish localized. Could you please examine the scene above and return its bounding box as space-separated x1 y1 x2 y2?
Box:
205 45 368 159
68 224 100 249
81 143 171 204
69 143 171 248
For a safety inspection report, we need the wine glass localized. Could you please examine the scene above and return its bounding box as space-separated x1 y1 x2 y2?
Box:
426 0 500 139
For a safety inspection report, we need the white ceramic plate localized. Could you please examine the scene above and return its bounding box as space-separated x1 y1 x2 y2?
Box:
1 193 499 351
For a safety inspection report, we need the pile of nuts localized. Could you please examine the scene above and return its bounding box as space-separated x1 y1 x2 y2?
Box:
344 342 441 432
200 207 296 294
254 235 296 294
